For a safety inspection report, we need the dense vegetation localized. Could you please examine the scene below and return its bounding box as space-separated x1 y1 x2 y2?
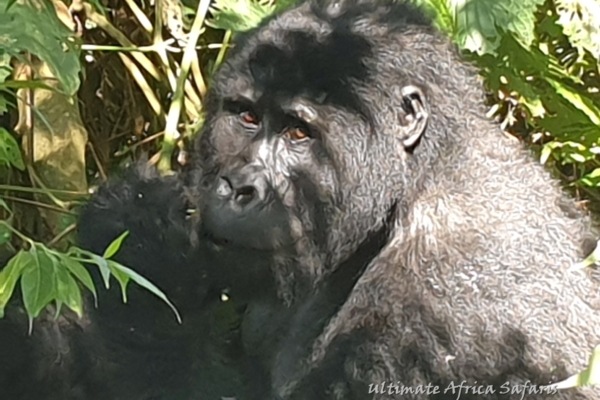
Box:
1 0 600 388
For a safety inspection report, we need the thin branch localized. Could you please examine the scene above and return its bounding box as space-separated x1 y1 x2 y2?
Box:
158 0 212 173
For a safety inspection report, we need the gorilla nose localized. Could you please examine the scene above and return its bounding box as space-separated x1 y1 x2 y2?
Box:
216 174 265 206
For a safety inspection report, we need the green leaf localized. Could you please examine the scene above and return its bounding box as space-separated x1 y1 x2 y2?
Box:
545 78 600 126
0 0 81 95
208 0 299 32
90 253 111 289
0 127 25 170
60 254 97 307
451 0 545 55
108 260 131 303
108 260 182 323
103 231 130 259
20 246 57 329
555 0 600 60
0 249 30 317
55 264 83 318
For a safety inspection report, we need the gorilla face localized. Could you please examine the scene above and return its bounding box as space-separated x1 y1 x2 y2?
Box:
192 2 430 264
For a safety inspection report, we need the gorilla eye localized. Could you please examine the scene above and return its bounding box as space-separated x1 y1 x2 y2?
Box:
240 111 258 126
284 127 309 142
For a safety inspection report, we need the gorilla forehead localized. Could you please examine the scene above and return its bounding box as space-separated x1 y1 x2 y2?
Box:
211 0 430 117
217 32 371 118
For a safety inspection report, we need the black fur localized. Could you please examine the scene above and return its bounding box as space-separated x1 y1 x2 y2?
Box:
191 0 600 398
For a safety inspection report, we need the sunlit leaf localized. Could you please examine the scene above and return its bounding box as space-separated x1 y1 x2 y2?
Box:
102 231 129 259
451 0 545 55
545 78 600 126
208 0 299 32
555 0 600 60
0 0 81 95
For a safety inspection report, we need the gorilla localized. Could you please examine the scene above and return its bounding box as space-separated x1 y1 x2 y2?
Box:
3 0 600 399
186 0 600 398
1 166 259 400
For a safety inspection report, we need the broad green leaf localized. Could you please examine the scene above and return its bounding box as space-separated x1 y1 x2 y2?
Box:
20 246 57 329
103 231 130 259
545 78 600 126
55 264 83 318
60 254 97 306
0 249 30 317
109 260 181 323
0 127 25 170
0 0 81 95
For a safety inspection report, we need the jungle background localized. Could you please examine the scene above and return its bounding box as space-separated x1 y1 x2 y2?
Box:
1 0 600 388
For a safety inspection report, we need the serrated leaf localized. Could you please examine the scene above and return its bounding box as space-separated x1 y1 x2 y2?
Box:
0 127 25 170
60 255 97 307
0 0 81 95
108 261 181 323
0 249 30 317
103 231 129 259
20 246 57 330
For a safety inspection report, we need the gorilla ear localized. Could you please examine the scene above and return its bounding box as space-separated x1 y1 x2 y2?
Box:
399 85 428 150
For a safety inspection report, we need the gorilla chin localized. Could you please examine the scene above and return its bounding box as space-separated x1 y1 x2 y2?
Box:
200 174 295 250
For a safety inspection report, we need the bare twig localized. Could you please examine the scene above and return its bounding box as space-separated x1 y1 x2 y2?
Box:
47 223 77 247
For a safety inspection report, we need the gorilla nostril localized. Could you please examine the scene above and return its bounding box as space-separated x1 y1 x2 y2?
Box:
234 186 256 205
216 177 233 198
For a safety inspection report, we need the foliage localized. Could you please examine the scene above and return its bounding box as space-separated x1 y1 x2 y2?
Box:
208 0 300 31
0 0 81 99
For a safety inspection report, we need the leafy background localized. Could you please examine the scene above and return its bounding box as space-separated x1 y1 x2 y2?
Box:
1 0 600 388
